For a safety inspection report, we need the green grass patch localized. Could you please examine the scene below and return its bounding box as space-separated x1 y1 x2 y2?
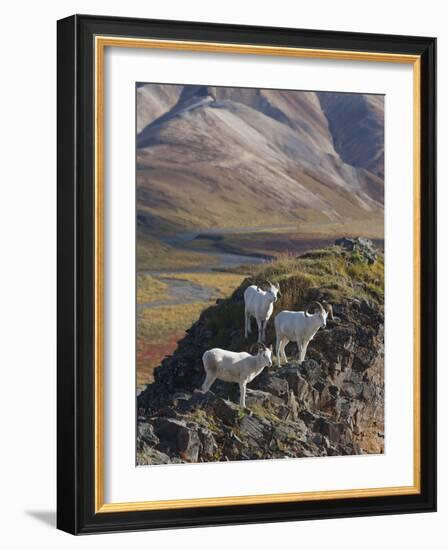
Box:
138 301 209 344
200 244 384 352
137 274 169 304
137 232 220 271
248 246 385 310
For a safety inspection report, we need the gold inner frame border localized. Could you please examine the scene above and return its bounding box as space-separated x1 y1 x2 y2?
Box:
94 36 421 513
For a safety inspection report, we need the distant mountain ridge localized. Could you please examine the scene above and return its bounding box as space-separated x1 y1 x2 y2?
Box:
316 92 384 179
136 84 384 234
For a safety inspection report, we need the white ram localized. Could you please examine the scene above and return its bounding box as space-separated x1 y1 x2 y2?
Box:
201 343 273 407
274 301 334 366
244 282 280 343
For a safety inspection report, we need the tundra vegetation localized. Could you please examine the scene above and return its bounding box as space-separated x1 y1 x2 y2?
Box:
137 270 248 387
137 239 385 464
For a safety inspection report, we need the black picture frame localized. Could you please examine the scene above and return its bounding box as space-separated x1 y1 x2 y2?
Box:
57 14 436 535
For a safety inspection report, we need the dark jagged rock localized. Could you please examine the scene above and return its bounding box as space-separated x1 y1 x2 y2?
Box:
137 446 172 465
152 417 201 462
299 410 318 427
137 422 159 448
245 389 284 410
334 236 378 264
239 415 272 449
204 395 241 427
251 370 289 399
198 428 218 460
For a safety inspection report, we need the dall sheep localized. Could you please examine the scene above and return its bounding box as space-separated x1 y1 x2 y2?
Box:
274 301 334 366
201 343 273 407
244 282 280 343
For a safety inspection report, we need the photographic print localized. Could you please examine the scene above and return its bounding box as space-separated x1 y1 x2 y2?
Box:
136 83 385 465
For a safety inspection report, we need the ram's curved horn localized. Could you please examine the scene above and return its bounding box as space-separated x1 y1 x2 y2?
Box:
323 302 335 321
250 342 267 354
249 343 258 354
305 301 325 317
266 280 281 295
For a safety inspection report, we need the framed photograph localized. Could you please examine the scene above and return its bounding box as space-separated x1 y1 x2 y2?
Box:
57 14 436 534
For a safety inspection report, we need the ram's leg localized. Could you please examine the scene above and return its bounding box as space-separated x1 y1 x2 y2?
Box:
245 310 251 337
239 381 247 408
296 341 304 364
300 341 310 362
201 372 216 393
276 335 283 366
281 339 289 364
257 319 263 343
262 320 268 343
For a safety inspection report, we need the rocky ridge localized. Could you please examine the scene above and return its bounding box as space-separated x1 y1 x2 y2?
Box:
137 239 384 465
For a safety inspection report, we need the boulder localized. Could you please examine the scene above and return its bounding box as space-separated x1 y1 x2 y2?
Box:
198 428 218 460
239 414 272 449
299 409 318 427
206 395 241 426
152 417 201 462
250 370 289 400
277 366 311 404
137 422 159 449
245 389 284 410
335 237 377 264
136 446 171 465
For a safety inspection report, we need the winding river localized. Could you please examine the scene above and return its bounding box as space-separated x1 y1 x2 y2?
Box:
139 229 270 309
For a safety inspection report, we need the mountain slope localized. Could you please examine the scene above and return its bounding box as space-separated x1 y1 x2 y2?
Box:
136 83 183 133
136 85 384 234
317 92 385 178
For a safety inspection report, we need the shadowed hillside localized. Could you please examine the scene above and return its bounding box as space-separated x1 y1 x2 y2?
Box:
317 92 384 179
